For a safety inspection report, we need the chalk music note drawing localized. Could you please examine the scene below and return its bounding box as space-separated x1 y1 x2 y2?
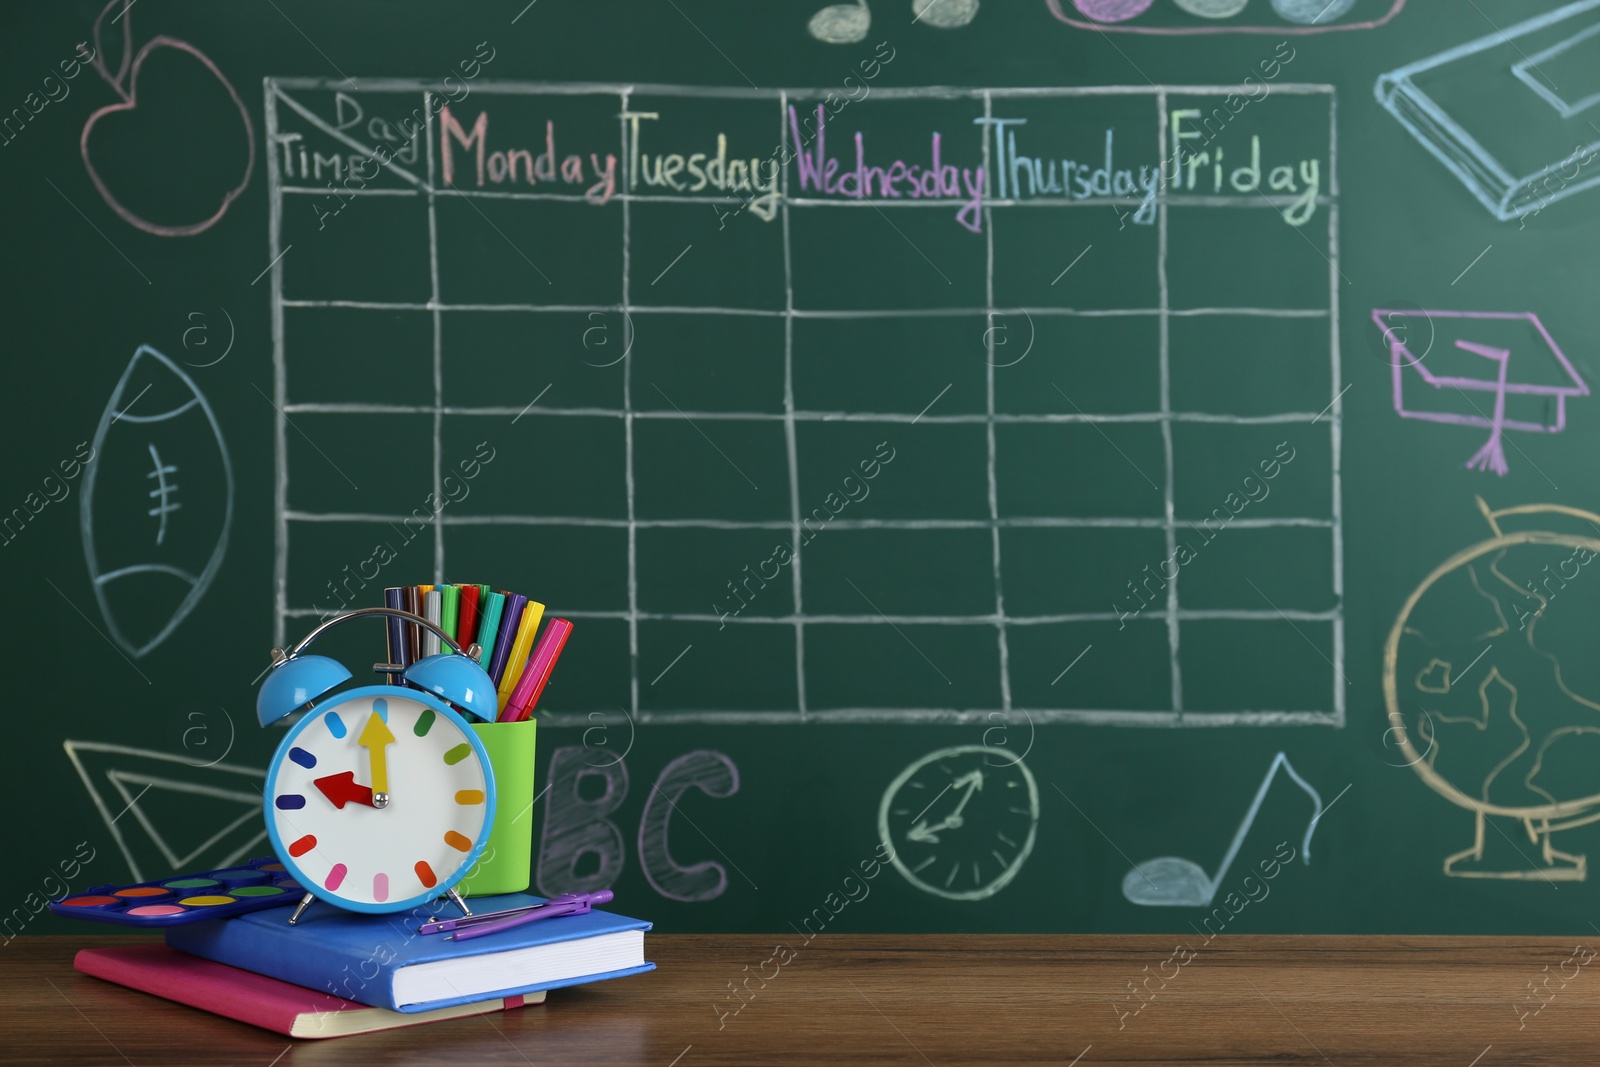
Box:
1122 752 1321 907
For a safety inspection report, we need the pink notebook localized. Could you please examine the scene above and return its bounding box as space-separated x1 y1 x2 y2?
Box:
74 944 544 1039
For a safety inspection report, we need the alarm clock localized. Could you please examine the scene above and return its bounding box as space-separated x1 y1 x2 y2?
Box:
257 607 498 923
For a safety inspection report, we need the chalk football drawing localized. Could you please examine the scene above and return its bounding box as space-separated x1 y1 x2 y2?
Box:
1377 1 1600 221
64 740 267 882
808 0 978 43
1385 498 1600 882
1048 0 1404 35
1374 310 1587 477
81 0 255 236
1122 752 1320 907
879 746 1039 901
82 344 233 657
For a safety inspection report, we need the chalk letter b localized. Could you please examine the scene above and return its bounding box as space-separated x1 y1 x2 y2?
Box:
535 746 629 897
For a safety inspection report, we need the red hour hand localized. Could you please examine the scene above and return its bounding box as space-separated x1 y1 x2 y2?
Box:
312 771 375 809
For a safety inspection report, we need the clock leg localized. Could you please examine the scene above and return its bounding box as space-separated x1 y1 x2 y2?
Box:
287 892 316 925
446 887 473 917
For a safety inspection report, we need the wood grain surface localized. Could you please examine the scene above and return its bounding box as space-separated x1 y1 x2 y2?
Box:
6 934 1594 1065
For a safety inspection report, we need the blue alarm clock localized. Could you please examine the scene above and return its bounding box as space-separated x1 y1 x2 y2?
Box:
257 607 497 922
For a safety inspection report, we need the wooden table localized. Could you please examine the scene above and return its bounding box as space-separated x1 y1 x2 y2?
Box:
5 934 1592 1065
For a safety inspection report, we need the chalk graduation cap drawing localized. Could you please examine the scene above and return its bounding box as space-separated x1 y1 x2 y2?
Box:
1374 309 1587 476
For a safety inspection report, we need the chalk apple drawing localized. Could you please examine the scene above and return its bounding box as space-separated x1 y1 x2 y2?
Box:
80 0 255 237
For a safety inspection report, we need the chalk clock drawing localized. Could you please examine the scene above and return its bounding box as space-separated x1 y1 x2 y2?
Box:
82 344 233 657
1384 498 1600 882
879 745 1039 900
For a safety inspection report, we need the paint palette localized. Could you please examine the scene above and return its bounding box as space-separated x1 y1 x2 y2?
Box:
47 857 305 927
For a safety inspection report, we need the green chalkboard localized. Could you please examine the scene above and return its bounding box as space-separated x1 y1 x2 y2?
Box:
10 0 1600 939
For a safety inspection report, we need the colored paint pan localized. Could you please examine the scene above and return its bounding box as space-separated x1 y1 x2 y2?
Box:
47 856 304 928
162 877 220 890
113 887 173 901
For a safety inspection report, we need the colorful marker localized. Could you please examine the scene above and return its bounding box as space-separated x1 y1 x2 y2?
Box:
497 599 547 709
401 586 422 662
422 589 442 658
383 587 408 673
487 593 528 689
475 592 506 673
500 618 572 722
456 584 482 649
440 585 460 651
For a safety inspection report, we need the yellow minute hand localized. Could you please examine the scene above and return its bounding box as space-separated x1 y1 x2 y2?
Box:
357 712 397 809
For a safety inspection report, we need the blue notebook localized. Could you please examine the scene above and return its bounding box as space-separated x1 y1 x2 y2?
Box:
165 894 653 1014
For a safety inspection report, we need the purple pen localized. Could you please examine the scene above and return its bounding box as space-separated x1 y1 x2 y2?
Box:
445 889 613 942
418 893 580 935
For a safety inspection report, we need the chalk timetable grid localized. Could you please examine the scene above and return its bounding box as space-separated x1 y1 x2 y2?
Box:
265 79 1343 728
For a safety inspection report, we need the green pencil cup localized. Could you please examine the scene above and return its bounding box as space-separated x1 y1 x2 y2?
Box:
458 719 537 897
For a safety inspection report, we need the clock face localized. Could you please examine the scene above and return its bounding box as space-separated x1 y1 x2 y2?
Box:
264 687 494 912
878 745 1039 902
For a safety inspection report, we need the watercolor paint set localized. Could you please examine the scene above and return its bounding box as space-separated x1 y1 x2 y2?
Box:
48 858 303 927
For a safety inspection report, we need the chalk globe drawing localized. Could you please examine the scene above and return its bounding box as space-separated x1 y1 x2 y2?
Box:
1383 500 1600 881
878 745 1039 901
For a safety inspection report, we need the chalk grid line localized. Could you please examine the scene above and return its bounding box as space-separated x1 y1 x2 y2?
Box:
266 80 1343 727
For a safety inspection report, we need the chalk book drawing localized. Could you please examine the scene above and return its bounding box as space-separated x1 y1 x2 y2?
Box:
1374 309 1587 476
1385 498 1600 882
1121 751 1320 906
82 344 233 657
1377 0 1600 221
